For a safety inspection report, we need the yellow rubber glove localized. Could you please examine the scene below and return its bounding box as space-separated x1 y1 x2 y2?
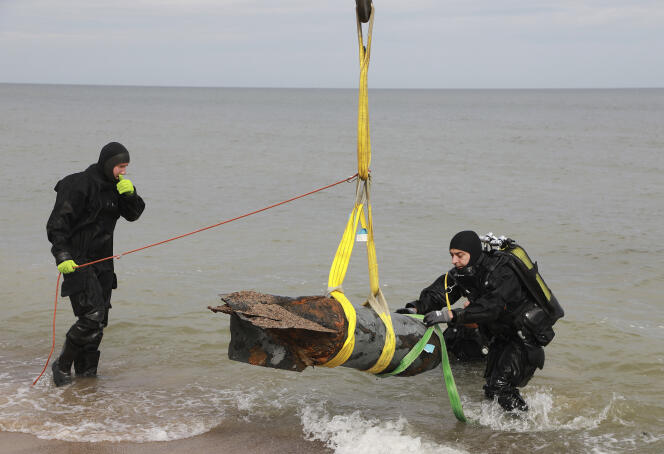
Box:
116 174 135 195
57 260 78 274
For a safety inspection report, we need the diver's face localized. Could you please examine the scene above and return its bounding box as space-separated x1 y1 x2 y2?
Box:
113 163 129 180
450 248 471 268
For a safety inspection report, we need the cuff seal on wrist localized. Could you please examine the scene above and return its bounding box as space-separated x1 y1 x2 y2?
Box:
55 252 73 265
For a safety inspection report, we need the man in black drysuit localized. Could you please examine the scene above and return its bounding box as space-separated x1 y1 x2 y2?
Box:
397 231 545 411
46 142 145 386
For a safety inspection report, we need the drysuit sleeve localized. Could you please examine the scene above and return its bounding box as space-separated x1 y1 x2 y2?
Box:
413 273 463 314
118 189 145 222
46 177 87 264
452 265 521 325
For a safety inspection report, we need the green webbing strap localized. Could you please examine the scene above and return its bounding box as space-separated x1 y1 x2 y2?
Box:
379 314 466 422
432 323 467 422
378 325 434 378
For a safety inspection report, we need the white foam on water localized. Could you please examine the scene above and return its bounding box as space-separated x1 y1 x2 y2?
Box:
465 388 664 452
3 362 662 452
0 377 308 443
34 419 211 443
229 386 287 419
581 429 664 454
467 387 612 432
299 405 468 454
0 381 236 442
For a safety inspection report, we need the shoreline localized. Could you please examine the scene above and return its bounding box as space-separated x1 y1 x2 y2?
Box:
0 425 332 454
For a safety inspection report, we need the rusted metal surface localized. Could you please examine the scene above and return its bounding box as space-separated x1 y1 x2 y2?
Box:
208 291 442 376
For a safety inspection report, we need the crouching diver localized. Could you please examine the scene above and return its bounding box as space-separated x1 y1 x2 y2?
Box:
397 231 557 411
46 142 145 386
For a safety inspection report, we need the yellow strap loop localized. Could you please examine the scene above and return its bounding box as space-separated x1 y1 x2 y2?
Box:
324 188 364 368
356 5 373 181
360 180 395 374
356 6 396 374
323 4 396 374
327 196 365 291
363 288 396 374
322 291 357 368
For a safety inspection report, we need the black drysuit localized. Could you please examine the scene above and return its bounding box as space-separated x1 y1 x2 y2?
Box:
413 252 545 411
442 323 490 362
46 163 145 374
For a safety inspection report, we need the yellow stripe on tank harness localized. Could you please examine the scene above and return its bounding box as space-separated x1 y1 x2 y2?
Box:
508 246 552 301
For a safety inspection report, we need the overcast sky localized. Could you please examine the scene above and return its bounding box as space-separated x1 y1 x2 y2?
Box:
1 0 662 88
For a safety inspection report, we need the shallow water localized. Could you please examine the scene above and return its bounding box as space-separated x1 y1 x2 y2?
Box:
1 84 663 453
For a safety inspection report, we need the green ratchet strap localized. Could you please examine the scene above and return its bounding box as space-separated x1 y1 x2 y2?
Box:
379 314 467 422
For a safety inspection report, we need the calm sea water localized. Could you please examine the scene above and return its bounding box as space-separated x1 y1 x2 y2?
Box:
0 83 662 453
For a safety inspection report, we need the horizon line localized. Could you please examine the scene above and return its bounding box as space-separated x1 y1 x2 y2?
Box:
1 81 662 91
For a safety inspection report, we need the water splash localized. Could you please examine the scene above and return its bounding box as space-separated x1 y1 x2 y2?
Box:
465 387 617 432
299 405 468 454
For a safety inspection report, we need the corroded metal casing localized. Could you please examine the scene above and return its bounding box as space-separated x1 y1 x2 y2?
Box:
209 291 441 376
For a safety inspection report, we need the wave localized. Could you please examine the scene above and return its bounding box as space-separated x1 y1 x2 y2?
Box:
299 405 468 454
0 382 233 442
2 359 662 453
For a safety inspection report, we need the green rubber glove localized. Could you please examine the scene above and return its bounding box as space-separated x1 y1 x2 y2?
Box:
57 260 78 274
116 174 135 195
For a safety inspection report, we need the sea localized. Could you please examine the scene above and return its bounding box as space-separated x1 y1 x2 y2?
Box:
0 83 662 453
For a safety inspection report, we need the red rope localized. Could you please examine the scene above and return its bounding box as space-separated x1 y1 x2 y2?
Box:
32 174 358 385
32 273 61 386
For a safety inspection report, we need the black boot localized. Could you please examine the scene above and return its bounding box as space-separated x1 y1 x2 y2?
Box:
74 350 101 377
483 384 495 400
497 389 529 412
52 340 79 387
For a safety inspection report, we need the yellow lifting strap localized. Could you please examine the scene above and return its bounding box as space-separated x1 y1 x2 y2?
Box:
356 3 373 182
322 3 396 374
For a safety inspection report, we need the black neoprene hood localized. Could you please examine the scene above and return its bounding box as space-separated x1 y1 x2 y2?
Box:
98 142 130 181
449 230 483 266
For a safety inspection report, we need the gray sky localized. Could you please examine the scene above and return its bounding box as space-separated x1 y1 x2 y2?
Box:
1 0 662 88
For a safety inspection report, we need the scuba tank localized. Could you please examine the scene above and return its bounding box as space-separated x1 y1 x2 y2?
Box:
480 233 564 345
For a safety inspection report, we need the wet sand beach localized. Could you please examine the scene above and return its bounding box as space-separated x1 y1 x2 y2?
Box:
0 423 331 454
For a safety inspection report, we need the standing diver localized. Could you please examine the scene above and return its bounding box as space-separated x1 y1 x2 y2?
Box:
397 230 560 411
46 142 145 386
